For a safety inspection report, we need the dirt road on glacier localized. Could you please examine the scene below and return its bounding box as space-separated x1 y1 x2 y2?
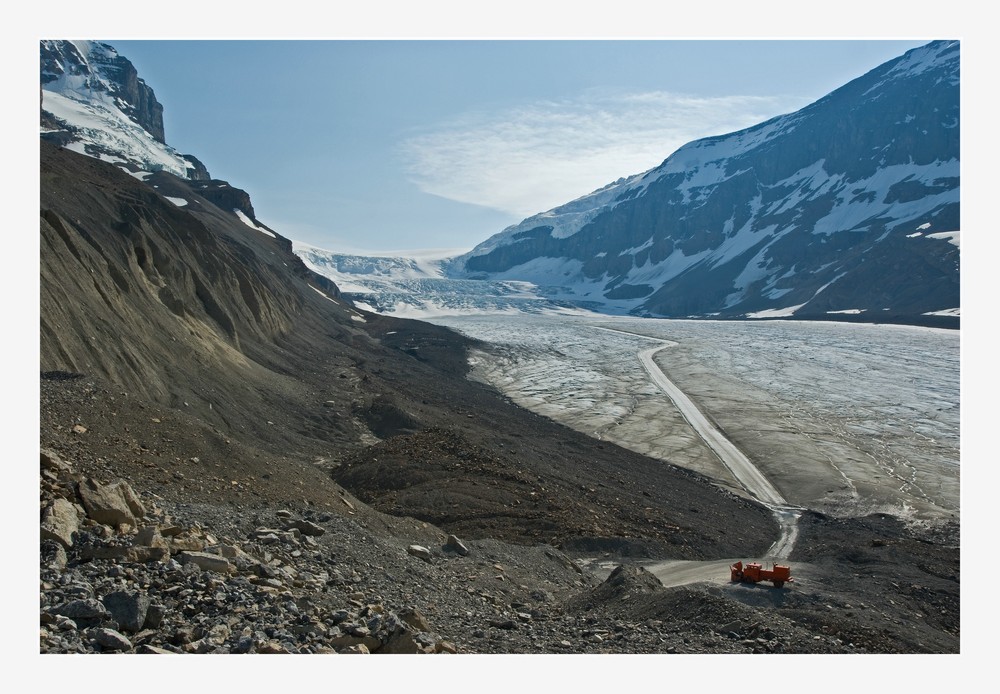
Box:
438 313 958 593
595 327 802 586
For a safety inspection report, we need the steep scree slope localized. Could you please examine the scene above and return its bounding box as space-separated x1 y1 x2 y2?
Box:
39 139 777 558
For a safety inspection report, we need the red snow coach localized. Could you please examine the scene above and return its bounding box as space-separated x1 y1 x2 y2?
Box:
730 560 793 588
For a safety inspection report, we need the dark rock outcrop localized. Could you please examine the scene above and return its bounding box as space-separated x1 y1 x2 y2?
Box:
190 179 258 220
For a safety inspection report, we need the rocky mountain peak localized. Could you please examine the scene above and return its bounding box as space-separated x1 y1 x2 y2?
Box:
41 40 167 144
40 40 210 181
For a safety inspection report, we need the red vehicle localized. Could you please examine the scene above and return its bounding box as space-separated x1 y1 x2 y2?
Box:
730 560 792 588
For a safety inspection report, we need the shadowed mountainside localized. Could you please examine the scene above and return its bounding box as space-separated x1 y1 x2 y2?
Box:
39 139 777 557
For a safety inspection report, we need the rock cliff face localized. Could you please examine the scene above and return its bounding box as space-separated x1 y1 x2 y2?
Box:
41 40 166 143
449 41 960 324
189 179 258 220
40 40 210 181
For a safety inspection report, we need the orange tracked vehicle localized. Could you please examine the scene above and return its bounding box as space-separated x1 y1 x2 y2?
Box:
730 560 792 588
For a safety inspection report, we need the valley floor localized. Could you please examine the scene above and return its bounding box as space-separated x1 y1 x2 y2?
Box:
433 314 960 524
36 316 961 679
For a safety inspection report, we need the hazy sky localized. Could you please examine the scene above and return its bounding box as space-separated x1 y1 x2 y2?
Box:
107 39 929 254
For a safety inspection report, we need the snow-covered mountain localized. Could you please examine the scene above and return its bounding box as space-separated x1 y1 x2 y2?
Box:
446 40 960 323
40 40 211 180
42 39 959 327
40 40 278 233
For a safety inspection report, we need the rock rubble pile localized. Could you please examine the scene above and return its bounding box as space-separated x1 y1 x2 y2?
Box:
40 448 467 654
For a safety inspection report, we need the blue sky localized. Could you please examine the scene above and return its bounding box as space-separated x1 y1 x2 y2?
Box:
108 39 928 254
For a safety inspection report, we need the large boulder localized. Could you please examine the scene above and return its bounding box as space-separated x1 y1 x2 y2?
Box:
52 598 109 627
177 551 234 574
88 627 133 652
78 478 145 527
407 545 432 563
40 448 73 476
101 590 151 633
40 497 80 548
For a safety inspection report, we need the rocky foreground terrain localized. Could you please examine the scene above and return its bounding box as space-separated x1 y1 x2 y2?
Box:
37 140 959 657
39 372 959 656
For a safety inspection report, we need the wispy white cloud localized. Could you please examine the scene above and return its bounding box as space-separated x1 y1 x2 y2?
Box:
401 90 808 218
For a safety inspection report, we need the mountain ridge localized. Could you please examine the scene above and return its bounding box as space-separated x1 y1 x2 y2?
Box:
441 40 959 324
